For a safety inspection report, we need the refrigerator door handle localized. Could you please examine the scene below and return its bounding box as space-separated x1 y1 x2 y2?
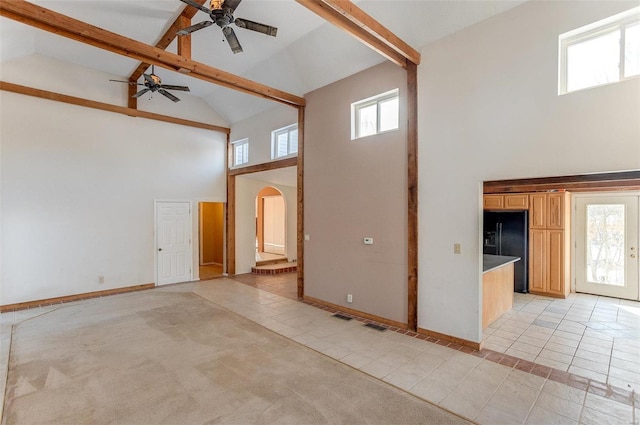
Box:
497 223 502 255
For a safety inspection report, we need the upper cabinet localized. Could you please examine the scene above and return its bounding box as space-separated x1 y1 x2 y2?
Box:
529 194 547 229
483 194 529 210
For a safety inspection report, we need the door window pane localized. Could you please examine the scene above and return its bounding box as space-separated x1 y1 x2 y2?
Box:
586 204 625 286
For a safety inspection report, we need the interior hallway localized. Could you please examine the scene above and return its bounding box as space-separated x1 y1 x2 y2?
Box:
1 277 638 424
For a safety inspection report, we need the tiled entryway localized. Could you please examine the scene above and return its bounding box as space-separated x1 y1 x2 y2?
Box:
483 293 640 392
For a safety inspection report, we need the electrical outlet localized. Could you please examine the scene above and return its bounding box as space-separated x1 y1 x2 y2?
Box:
98 276 105 284
304 234 310 241
363 237 374 245
454 243 461 254
347 294 353 303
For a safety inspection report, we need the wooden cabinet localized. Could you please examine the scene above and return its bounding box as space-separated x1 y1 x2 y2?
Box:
528 192 571 298
484 194 529 210
529 229 546 293
484 195 503 209
529 194 546 229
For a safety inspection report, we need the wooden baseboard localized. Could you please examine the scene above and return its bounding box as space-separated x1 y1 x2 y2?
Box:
528 290 566 299
0 283 155 313
417 327 482 351
303 296 407 330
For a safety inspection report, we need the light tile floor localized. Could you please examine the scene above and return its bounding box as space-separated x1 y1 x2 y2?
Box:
2 281 639 424
483 293 640 393
174 279 637 424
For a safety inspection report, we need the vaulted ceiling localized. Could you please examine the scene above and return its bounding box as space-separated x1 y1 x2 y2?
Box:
0 0 526 124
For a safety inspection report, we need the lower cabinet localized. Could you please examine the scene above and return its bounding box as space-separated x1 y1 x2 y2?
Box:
529 229 569 297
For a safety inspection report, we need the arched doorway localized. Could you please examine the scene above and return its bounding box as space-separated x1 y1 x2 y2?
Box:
256 186 287 264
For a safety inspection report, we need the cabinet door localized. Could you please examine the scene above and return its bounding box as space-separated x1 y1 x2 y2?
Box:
484 195 503 209
547 230 565 296
529 229 546 292
547 193 565 229
504 194 529 210
529 194 546 229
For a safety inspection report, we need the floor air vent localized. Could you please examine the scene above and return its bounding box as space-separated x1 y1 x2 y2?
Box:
332 313 353 321
364 323 387 332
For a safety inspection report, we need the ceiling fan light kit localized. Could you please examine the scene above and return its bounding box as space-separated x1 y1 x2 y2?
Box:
110 65 190 102
177 0 278 54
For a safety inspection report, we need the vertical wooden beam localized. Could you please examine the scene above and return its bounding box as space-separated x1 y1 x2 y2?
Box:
127 83 137 109
177 16 191 59
297 106 305 299
226 133 236 275
407 61 418 331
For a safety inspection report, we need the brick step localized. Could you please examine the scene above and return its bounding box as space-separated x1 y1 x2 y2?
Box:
251 262 297 275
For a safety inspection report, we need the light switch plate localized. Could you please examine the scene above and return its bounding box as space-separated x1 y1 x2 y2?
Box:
454 243 461 254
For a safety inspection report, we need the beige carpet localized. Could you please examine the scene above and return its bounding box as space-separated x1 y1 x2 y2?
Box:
3 291 470 424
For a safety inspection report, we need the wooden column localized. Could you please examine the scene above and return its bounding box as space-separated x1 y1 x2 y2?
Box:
177 16 191 59
127 83 137 109
226 133 236 275
407 61 418 331
297 106 305 299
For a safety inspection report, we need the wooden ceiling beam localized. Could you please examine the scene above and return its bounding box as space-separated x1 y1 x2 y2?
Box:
0 0 305 108
128 1 205 84
296 0 420 67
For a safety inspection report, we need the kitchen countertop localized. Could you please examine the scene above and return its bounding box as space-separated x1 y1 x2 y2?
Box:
483 254 520 274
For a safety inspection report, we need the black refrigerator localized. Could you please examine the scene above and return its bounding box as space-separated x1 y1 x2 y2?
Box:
483 210 529 293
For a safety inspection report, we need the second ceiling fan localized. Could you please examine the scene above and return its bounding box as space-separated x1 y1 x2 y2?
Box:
178 0 278 54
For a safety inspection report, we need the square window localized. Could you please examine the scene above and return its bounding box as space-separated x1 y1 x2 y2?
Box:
560 7 640 94
271 124 298 159
351 89 399 140
232 138 249 166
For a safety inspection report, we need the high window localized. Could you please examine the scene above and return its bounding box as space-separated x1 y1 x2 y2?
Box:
271 124 298 159
232 138 249 167
559 7 640 94
351 89 399 140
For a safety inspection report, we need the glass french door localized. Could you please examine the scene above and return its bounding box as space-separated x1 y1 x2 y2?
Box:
575 194 639 300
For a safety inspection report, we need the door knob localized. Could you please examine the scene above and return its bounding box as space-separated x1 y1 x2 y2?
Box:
158 248 162 251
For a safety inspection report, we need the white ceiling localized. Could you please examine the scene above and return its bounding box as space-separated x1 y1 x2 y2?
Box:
0 0 526 124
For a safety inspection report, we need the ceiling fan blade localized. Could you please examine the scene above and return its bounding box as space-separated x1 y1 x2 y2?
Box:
179 0 212 15
223 0 242 13
109 79 145 86
158 89 181 103
234 18 277 37
177 20 214 36
160 85 191 92
132 88 151 98
222 26 243 54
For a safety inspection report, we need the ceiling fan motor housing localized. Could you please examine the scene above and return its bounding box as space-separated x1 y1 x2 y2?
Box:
212 9 234 28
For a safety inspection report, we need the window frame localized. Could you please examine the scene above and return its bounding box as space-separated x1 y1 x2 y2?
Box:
231 138 249 167
270 123 298 160
559 7 640 94
351 88 400 140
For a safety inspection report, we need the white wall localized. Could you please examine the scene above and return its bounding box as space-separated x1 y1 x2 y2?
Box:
230 105 298 168
418 0 640 343
235 176 297 274
1 57 228 305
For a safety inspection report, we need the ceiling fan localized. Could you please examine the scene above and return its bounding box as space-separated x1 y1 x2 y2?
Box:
177 0 278 54
110 65 190 102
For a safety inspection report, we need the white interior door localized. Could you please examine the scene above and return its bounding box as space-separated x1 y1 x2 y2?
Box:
156 201 192 286
575 194 639 300
263 196 285 255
